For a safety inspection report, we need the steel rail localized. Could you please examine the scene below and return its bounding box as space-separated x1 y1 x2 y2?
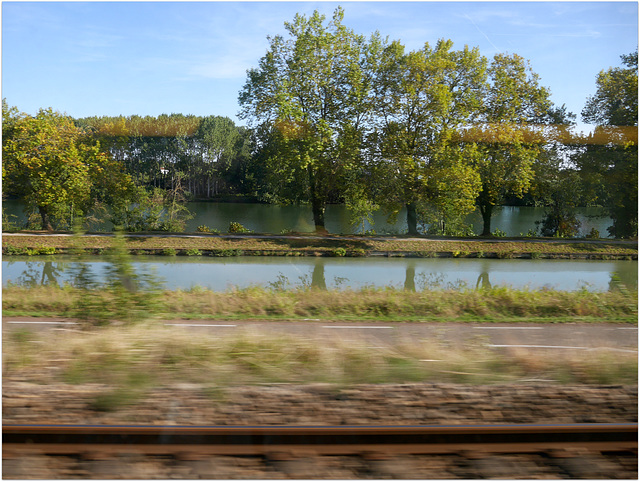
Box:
3 423 637 458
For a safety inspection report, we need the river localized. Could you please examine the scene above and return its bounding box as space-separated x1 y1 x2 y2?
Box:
2 200 613 237
3 256 636 292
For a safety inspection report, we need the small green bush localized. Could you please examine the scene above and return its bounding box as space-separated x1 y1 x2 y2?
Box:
333 247 347 257
196 225 211 233
214 249 243 257
228 222 251 234
161 248 177 256
184 248 202 256
492 229 507 237
4 246 26 255
585 227 600 239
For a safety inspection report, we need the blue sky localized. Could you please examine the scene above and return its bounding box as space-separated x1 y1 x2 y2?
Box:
2 1 637 133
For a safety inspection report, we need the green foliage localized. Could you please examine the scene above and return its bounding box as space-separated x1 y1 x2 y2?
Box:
473 53 553 235
333 247 347 257
196 225 211 233
238 7 379 231
537 209 581 238
2 102 135 231
71 231 163 325
2 208 20 232
110 184 193 233
578 51 638 238
183 248 202 256
585 227 600 239
161 248 177 256
583 50 638 127
213 249 243 257
492 229 507 237
347 197 378 235
371 39 485 235
228 221 251 233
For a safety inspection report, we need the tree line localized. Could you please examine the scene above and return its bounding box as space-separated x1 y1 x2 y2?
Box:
2 8 637 237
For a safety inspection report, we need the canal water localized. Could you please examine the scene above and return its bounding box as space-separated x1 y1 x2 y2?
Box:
3 256 636 292
2 199 612 237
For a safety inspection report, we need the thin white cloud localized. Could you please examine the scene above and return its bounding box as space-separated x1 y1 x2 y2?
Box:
463 13 500 51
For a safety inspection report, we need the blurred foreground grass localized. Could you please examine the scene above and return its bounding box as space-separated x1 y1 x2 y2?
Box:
4 323 637 402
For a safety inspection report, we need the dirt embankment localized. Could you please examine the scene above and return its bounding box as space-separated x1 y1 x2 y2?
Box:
3 380 637 479
4 378 636 426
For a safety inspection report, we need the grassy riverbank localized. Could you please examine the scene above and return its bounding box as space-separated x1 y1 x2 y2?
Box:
2 232 638 259
3 284 637 323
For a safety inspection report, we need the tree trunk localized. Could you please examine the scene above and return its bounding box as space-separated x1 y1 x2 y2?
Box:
39 206 54 232
479 203 493 236
311 194 326 233
308 166 327 233
406 202 418 235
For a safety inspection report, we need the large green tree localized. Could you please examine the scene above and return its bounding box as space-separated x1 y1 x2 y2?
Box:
369 39 485 235
578 50 638 238
2 103 134 231
238 8 379 231
473 53 553 236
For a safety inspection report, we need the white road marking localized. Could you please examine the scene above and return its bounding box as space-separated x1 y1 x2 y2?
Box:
488 344 588 349
488 344 637 353
7 321 79 325
474 327 543 330
615 327 638 330
322 326 393 329
164 324 236 327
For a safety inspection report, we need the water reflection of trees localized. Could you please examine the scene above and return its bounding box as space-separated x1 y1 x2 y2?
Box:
609 270 637 292
475 271 492 290
311 262 327 290
12 261 63 287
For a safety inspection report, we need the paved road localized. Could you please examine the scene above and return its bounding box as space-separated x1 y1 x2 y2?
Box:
4 318 637 353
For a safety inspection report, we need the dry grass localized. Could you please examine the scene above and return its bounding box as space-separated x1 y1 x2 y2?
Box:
4 323 637 390
3 233 637 257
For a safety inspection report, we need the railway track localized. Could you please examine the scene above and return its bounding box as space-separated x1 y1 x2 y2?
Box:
3 423 637 479
4 423 637 458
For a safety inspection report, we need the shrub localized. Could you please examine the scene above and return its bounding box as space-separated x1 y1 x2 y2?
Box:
184 248 202 256
196 225 211 233
161 248 177 256
4 246 26 255
585 227 600 239
333 247 346 257
214 249 243 257
492 229 507 237
228 222 251 234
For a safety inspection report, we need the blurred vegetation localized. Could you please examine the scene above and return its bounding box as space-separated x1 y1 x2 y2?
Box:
3 324 637 393
3 283 637 325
